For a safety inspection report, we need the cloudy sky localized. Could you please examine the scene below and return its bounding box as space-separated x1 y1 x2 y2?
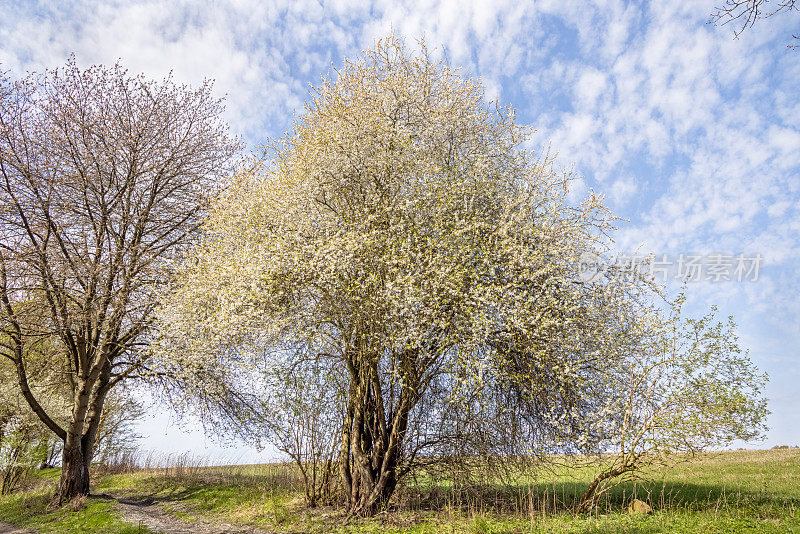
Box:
1 0 798 462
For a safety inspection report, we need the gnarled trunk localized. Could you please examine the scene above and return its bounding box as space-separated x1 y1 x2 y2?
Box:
340 355 417 516
342 430 403 515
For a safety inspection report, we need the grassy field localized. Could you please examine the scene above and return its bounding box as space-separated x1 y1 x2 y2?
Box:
0 467 153 533
0 448 798 533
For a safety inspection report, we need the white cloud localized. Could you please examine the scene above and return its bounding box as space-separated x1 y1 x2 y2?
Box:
2 0 798 449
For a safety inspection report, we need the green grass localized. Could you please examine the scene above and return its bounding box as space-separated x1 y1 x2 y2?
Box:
1 449 798 533
93 463 304 528
0 471 154 533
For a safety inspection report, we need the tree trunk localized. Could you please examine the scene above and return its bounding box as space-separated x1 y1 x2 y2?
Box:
341 364 414 515
54 368 109 505
576 463 630 513
56 439 90 503
344 442 401 516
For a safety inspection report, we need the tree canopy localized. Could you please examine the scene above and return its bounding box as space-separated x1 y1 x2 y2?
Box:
0 58 240 502
156 37 769 515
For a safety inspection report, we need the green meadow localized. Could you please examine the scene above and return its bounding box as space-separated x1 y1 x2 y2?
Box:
1 448 798 533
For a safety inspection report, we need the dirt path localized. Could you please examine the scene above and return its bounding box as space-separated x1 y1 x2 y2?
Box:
101 494 271 534
0 523 37 534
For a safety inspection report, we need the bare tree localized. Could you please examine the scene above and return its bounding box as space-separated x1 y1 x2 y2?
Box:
91 391 145 467
0 58 240 503
711 0 799 46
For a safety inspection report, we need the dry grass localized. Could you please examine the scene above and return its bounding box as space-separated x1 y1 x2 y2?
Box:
67 494 87 512
83 448 800 533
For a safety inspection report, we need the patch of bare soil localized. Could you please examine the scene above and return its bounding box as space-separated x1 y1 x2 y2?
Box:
0 523 37 534
98 494 272 534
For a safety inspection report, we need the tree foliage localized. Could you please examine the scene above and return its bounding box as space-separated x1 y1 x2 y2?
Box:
0 347 67 494
575 295 768 511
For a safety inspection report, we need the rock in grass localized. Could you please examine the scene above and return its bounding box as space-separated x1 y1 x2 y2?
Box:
628 499 653 514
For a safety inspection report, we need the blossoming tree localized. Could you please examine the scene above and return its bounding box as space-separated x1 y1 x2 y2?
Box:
157 37 767 515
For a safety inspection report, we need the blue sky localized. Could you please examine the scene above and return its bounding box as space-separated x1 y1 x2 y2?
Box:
1 0 798 462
